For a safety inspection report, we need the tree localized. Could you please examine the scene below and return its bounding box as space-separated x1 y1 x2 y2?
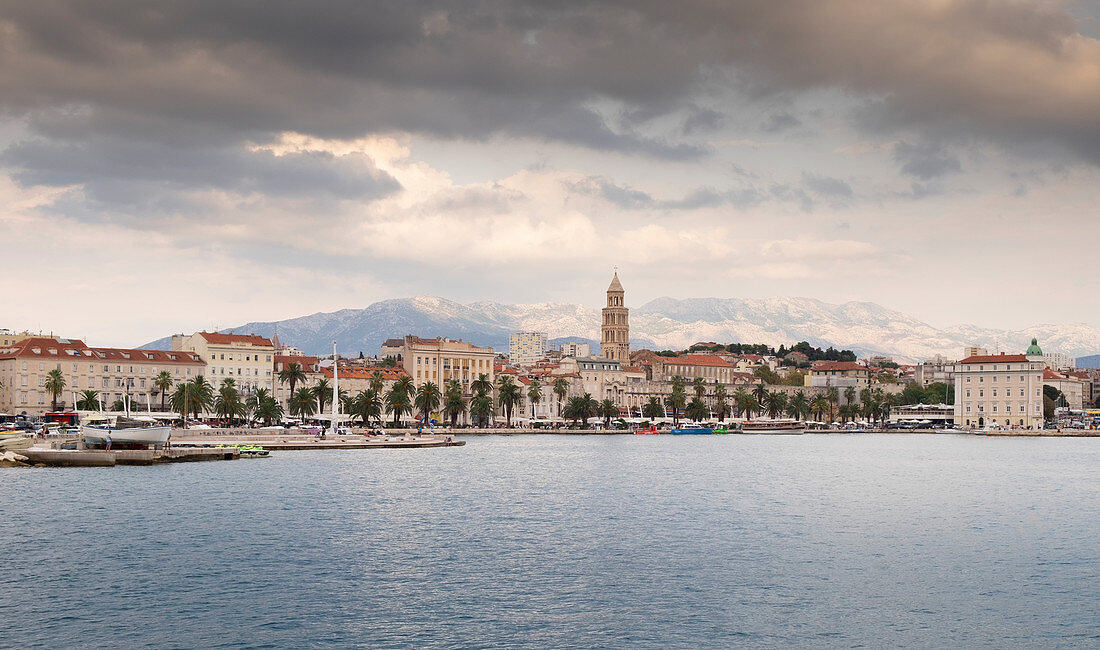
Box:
278 362 307 399
110 399 127 412
44 369 66 411
526 379 543 419
76 389 100 411
154 371 173 411
414 381 442 425
843 386 857 408
643 396 664 421
692 377 706 399
369 371 385 395
170 376 214 423
553 377 569 418
351 389 382 427
254 393 283 426
469 388 493 427
378 357 397 368
787 391 809 421
826 387 840 421
686 396 709 422
444 380 466 427
215 378 245 425
563 393 597 426
752 382 769 405
289 387 317 418
753 366 781 384
312 378 332 417
496 375 522 427
470 373 493 397
385 383 412 426
764 391 788 418
810 395 829 422
713 384 728 422
666 376 687 426
600 398 618 427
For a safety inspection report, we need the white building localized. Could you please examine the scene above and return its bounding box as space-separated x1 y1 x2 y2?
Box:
559 341 592 358
1041 352 1075 371
170 331 275 394
953 352 1044 429
509 331 548 365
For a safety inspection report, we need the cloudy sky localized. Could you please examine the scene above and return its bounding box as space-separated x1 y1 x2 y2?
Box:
3 1 1100 347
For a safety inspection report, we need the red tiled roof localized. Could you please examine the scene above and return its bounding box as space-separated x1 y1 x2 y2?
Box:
0 337 203 364
199 332 273 346
662 354 733 368
322 366 408 381
812 362 867 372
959 354 1028 364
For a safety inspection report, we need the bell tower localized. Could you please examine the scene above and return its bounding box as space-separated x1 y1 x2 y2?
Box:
601 272 630 363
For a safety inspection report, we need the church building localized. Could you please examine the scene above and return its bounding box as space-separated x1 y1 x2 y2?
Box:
600 272 630 363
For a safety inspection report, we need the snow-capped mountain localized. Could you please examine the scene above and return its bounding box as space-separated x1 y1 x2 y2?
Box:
141 295 1100 363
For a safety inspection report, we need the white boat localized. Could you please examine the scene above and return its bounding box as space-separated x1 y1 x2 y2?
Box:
739 419 805 434
82 416 171 447
0 435 34 450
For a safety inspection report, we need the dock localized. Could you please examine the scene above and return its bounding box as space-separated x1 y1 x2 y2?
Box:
13 446 239 467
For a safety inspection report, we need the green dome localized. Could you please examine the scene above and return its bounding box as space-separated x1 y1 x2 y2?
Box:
1025 338 1043 356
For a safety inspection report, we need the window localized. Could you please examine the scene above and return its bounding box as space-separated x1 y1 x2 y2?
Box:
39 362 44 371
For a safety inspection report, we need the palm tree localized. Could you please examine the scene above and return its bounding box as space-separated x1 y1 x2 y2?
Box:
289 387 318 418
526 379 543 419
278 362 307 399
215 378 244 425
787 391 809 421
385 383 412 427
469 388 493 427
764 391 788 418
692 377 706 399
369 370 385 395
154 371 173 411
686 396 709 422
312 378 332 417
44 369 66 411
553 377 569 419
732 388 750 417
496 375 522 427
76 389 101 411
254 393 283 426
600 398 618 427
752 382 769 405
246 388 273 424
414 381 442 425
564 393 598 426
810 395 829 422
351 389 383 426
470 373 493 397
713 384 728 422
643 396 663 421
826 387 840 422
444 381 467 427
187 376 214 419
843 386 857 409
666 376 687 426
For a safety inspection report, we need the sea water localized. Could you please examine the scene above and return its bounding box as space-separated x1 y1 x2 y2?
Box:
2 434 1098 648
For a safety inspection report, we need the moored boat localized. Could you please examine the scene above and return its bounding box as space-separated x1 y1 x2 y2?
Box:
670 425 714 435
738 419 805 435
633 425 660 435
82 416 171 448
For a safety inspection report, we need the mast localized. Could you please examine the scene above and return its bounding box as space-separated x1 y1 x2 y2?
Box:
331 339 339 436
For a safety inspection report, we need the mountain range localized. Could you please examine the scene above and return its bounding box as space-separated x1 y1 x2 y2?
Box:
141 295 1100 364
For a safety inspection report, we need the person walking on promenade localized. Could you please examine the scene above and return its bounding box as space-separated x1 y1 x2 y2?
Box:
105 431 112 451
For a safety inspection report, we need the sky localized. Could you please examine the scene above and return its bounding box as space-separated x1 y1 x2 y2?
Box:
2 0 1100 348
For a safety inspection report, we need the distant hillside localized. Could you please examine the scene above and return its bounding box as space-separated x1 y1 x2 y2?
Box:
139 294 1100 363
1076 354 1100 369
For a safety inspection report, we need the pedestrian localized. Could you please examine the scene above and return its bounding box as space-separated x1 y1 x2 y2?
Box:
105 431 112 451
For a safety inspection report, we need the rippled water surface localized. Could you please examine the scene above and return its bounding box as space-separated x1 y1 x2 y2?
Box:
3 434 1099 648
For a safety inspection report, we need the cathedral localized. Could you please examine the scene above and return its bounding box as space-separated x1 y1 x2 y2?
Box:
600 272 630 362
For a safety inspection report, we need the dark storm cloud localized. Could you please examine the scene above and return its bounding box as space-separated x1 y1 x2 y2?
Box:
1 0 1099 208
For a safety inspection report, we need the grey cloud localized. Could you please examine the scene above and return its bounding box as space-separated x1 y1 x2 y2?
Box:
892 141 962 180
762 112 802 133
802 172 853 199
568 177 762 210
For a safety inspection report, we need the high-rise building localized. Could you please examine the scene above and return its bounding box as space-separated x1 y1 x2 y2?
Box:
509 331 548 365
600 272 630 363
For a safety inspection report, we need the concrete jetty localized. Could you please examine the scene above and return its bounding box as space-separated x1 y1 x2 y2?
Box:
13 446 240 467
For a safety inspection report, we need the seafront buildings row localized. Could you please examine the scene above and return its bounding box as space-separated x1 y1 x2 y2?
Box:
2 274 1096 427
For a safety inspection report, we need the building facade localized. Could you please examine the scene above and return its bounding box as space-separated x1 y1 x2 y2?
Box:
808 362 871 390
953 353 1044 429
600 273 630 363
0 337 204 416
397 335 495 394
558 341 592 358
171 332 275 394
509 331 548 365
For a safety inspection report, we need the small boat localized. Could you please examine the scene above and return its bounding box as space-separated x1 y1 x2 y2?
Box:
82 416 171 448
670 425 714 435
238 445 270 458
0 435 34 450
738 419 805 435
713 426 730 434
633 425 660 435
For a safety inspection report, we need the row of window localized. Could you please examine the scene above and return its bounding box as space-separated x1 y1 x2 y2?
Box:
207 352 272 362
965 388 1037 398
964 404 1039 414
964 374 1033 383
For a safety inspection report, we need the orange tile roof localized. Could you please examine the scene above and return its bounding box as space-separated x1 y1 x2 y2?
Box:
199 332 273 346
662 354 733 368
322 366 408 381
959 354 1029 364
0 337 203 364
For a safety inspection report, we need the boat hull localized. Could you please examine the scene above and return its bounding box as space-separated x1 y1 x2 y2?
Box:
738 421 805 435
670 427 714 435
82 425 172 446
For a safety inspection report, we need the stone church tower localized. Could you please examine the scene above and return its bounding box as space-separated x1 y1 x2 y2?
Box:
601 272 630 362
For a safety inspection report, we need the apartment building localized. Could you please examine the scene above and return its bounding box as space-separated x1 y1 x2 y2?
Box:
509 331 548 365
953 352 1044 429
171 332 275 394
0 337 204 416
